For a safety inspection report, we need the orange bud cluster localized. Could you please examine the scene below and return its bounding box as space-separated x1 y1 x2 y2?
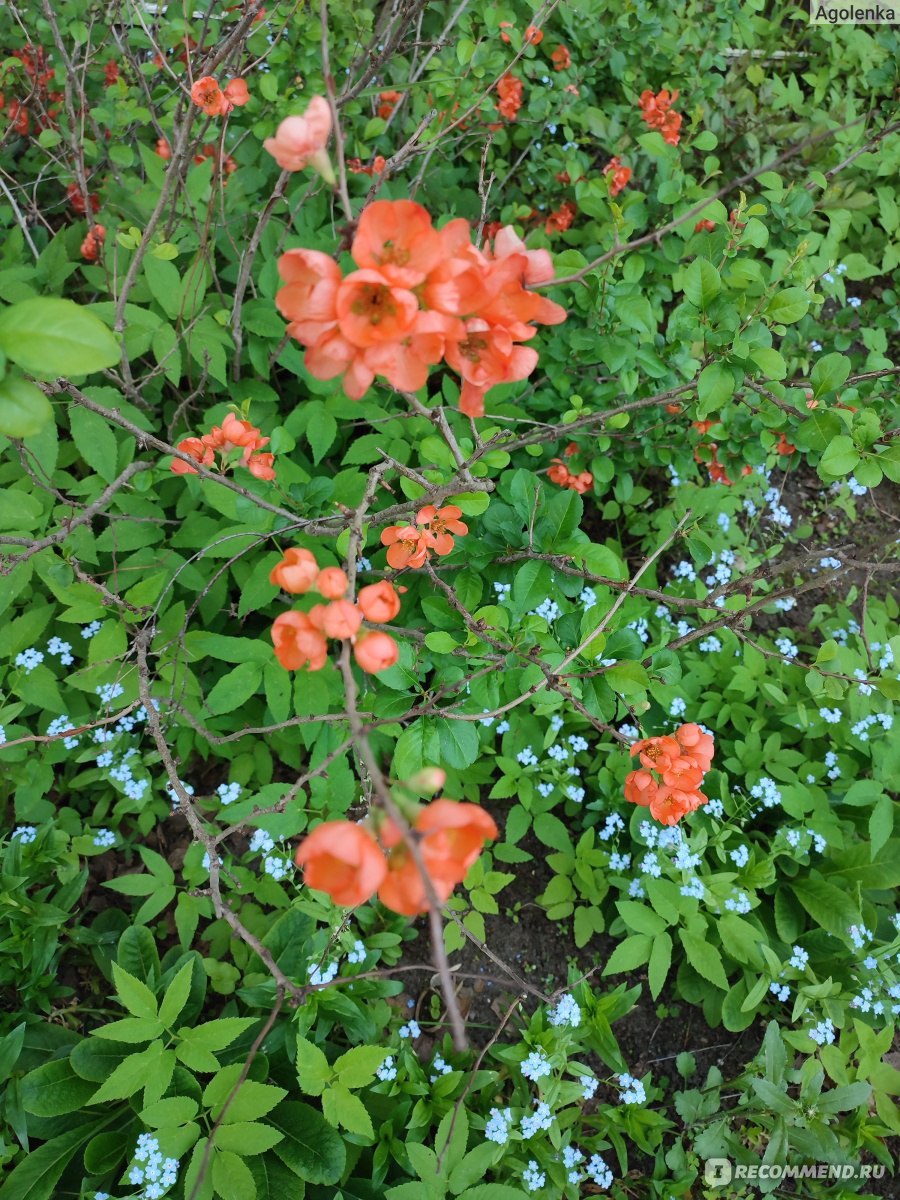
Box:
603 156 631 197
639 88 682 146
347 155 386 175
67 183 100 214
171 412 275 480
269 550 401 675
624 723 714 825
294 792 498 915
496 73 524 121
81 224 106 261
548 458 593 494
381 504 468 570
551 45 571 70
377 89 401 119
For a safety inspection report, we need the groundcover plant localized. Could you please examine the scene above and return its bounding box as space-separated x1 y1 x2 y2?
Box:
0 1 899 1198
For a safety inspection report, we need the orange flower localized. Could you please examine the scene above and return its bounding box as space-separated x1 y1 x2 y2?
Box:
496 74 524 121
775 433 796 456
548 459 570 485
276 249 341 347
336 270 420 347
191 76 230 117
357 580 401 623
444 319 540 418
67 183 100 214
639 88 682 146
380 524 429 569
525 25 543 44
499 21 513 42
353 629 399 673
378 800 498 915
551 45 571 70
545 200 577 234
603 156 631 197
630 734 682 773
377 89 401 119
223 78 250 107
568 471 593 494
247 452 276 480
263 97 334 181
675 723 714 771
624 769 656 807
270 548 319 594
316 567 348 599
351 199 444 288
171 437 214 475
649 784 704 825
694 218 716 233
314 599 362 640
104 60 119 86
8 100 29 135
80 224 106 262
271 611 328 670
416 504 468 555
294 821 387 907
155 137 172 160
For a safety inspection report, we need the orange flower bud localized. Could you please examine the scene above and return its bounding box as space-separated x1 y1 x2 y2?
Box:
271 611 328 670
270 548 319 594
357 580 401 623
316 567 348 599
353 629 399 673
319 599 362 640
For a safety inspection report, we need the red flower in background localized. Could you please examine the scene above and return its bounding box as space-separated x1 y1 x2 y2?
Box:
551 45 571 70
80 224 106 261
603 156 631 197
496 74 524 121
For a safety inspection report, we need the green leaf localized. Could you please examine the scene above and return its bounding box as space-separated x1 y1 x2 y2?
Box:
268 1101 346 1184
334 1045 390 1088
159 960 194 1028
0 298 120 376
0 1119 106 1200
679 930 729 990
765 288 809 324
140 1096 200 1127
215 1122 285 1155
696 361 735 417
89 1044 166 1103
296 1036 333 1096
21 1058 98 1116
180 1018 257 1052
206 662 263 715
187 633 272 664
308 409 338 464
869 795 894 861
819 436 860 477
89 1017 164 1042
112 962 159 1019
616 900 666 936
204 1068 288 1124
457 1186 533 1200
533 812 571 853
810 352 851 397
144 255 183 320
750 347 787 380
750 1077 795 1114
791 874 861 937
648 932 672 999
435 718 480 769
816 1081 871 1114
684 259 721 309
322 1083 374 1138
617 295 655 336
602 934 653 975
0 376 53 438
212 1148 258 1200
449 1143 498 1194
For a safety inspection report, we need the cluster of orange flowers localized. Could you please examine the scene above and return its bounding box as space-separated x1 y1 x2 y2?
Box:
547 457 593 494
275 197 566 418
544 200 577 235
624 723 714 825
67 183 100 215
295 789 498 915
603 156 631 197
269 550 401 674
347 155 386 176
81 225 106 262
496 73 524 121
377 89 401 119
380 504 468 570
694 218 716 233
190 75 249 117
639 88 682 146
172 412 275 480
2 43 63 135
